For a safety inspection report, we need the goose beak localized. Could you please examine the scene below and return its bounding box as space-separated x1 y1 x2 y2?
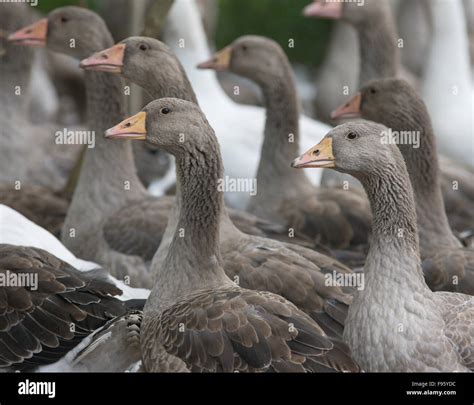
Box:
303 1 343 19
197 46 232 71
331 93 362 120
105 111 147 140
8 18 48 47
80 43 126 73
291 137 336 169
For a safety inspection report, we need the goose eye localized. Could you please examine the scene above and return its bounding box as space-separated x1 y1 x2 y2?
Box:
346 132 358 140
242 45 248 51
161 108 171 115
370 88 376 94
139 43 149 51
60 16 69 23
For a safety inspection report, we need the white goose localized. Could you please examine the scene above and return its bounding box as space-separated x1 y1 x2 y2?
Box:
421 0 473 168
163 0 330 209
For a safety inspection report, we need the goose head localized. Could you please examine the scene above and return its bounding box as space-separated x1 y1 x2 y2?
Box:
303 0 388 26
80 37 189 97
105 98 212 157
331 78 423 128
197 35 288 85
292 120 396 177
0 3 34 68
8 6 112 59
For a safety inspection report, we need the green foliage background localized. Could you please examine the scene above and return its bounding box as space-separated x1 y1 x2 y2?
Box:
37 0 98 13
216 0 331 67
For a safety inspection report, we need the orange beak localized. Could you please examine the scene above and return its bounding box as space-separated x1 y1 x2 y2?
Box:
331 93 362 120
80 43 126 73
197 46 232 71
303 1 343 19
8 18 48 47
291 137 336 169
105 111 147 140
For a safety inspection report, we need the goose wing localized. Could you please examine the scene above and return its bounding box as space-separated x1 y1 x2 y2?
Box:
221 236 353 339
0 244 125 370
422 247 474 295
103 195 173 261
142 288 359 372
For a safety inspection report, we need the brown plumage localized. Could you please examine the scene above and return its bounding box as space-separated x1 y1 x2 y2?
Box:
0 244 126 370
143 288 356 372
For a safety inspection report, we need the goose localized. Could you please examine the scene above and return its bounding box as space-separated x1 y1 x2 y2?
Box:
0 4 78 237
331 78 474 294
0 3 80 191
312 21 359 123
162 0 331 210
304 0 474 169
198 35 371 250
303 0 399 86
292 121 473 372
8 7 174 288
392 0 433 80
303 0 400 190
106 97 359 372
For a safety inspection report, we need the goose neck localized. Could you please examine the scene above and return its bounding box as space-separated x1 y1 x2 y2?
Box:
358 158 423 282
355 11 399 85
381 107 460 251
153 132 230 305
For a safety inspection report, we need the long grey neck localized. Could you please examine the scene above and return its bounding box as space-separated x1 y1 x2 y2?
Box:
355 154 426 287
147 60 241 276
354 5 399 85
257 67 312 187
245 57 314 219
151 135 232 308
63 47 145 248
384 104 461 253
0 45 35 182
